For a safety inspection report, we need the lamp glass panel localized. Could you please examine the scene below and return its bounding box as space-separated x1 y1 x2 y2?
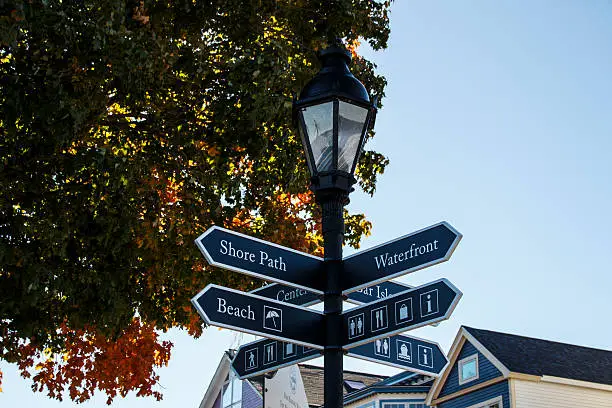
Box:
337 101 368 173
301 102 334 172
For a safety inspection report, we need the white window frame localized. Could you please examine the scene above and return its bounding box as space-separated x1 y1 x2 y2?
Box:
458 353 479 385
465 396 503 408
381 403 405 408
222 371 242 408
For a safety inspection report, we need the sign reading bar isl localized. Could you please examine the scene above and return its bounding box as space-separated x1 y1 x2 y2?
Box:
196 226 324 294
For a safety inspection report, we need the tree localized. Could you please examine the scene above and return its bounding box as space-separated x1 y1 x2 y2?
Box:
0 0 391 403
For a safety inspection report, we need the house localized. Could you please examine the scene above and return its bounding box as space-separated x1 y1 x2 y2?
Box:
344 371 434 408
198 350 387 408
426 326 612 408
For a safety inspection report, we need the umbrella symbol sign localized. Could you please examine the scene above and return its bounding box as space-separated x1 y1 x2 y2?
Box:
263 306 283 332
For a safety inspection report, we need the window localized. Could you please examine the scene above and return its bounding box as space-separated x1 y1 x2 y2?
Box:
382 404 404 408
458 354 479 385
382 404 425 408
222 371 242 408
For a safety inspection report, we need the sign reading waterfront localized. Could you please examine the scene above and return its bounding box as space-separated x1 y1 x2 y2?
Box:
192 284 325 349
196 226 324 293
347 333 448 376
232 338 320 379
342 279 462 348
342 222 462 294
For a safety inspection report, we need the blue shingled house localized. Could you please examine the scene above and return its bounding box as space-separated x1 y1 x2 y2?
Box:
425 326 612 408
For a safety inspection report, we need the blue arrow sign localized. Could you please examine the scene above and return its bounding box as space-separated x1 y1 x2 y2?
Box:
195 226 324 293
191 284 325 349
347 333 448 376
342 222 462 294
232 338 321 379
250 284 321 307
342 279 462 348
251 281 413 307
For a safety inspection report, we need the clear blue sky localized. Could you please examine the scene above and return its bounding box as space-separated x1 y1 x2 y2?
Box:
2 1 611 406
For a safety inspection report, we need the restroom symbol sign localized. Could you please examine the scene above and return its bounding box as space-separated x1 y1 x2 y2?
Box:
420 289 439 317
396 339 412 362
417 345 434 368
263 306 283 332
395 298 413 324
263 342 277 365
371 306 388 332
374 337 390 358
245 347 258 371
348 313 365 339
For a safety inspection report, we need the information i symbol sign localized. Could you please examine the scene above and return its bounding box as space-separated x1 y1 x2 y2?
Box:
420 290 439 317
418 345 434 369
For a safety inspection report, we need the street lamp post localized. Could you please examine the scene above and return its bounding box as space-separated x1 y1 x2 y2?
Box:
293 40 377 408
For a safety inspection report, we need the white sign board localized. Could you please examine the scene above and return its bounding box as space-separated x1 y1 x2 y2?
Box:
265 366 309 408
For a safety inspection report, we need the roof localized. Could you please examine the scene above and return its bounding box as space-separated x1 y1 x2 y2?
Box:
298 364 387 407
465 326 612 386
378 372 434 387
343 371 434 406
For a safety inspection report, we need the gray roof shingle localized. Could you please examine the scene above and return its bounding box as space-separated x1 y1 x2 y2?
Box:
465 326 612 386
298 364 387 407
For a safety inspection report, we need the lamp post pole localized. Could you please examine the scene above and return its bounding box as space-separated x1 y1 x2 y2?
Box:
321 190 349 408
293 39 377 408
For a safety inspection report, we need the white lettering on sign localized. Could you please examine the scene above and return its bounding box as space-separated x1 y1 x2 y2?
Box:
219 240 287 272
276 288 308 302
260 251 287 271
356 285 389 300
220 240 256 262
217 297 256 321
373 240 439 270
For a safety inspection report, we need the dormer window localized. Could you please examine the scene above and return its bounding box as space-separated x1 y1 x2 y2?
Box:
458 354 479 385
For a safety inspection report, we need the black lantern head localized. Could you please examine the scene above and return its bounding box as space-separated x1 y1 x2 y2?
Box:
294 42 377 194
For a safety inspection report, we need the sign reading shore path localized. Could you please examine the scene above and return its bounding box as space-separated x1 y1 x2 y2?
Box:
195 226 324 293
342 222 462 294
191 285 325 349
342 279 462 348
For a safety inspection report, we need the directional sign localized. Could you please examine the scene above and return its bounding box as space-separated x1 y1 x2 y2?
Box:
196 226 324 293
348 281 414 305
252 281 413 307
232 338 321 379
347 333 448 376
251 284 321 307
342 279 462 348
192 284 325 349
342 222 462 294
